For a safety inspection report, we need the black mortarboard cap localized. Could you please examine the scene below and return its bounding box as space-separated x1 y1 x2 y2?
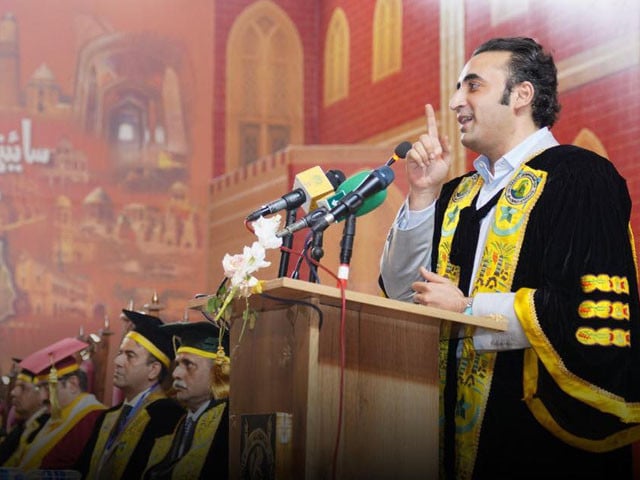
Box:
161 321 229 359
122 309 174 368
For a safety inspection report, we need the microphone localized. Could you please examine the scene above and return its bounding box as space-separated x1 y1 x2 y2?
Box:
317 141 409 213
310 165 395 232
314 169 346 211
275 169 388 238
338 214 357 281
273 142 408 236
246 167 345 221
386 141 412 166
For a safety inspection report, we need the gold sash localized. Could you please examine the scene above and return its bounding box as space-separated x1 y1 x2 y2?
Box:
437 165 547 479
145 402 227 479
3 407 49 468
19 393 105 470
87 389 167 480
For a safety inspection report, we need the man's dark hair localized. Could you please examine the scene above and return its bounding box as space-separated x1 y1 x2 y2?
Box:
473 37 561 128
145 353 168 383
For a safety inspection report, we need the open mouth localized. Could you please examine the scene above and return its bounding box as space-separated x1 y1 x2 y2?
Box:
457 114 473 127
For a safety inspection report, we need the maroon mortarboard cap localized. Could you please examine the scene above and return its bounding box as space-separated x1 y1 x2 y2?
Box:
19 337 88 383
122 309 174 368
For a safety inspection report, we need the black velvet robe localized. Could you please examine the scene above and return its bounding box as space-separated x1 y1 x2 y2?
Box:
76 395 184 479
143 398 229 480
432 146 640 479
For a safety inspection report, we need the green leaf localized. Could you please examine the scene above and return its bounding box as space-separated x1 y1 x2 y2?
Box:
206 296 218 313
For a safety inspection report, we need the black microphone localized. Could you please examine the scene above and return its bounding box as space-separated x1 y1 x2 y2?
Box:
325 169 347 191
386 141 412 166
246 168 346 222
310 165 395 233
277 207 328 238
339 214 357 267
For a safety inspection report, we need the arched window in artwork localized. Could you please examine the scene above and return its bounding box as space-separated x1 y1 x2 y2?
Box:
323 8 350 106
226 0 304 169
162 67 187 154
118 123 135 142
372 0 402 82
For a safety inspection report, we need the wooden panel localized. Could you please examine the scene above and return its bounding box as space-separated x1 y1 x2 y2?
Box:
216 280 455 479
310 305 439 479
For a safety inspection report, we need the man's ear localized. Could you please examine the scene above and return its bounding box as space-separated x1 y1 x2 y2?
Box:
147 359 162 382
514 81 535 108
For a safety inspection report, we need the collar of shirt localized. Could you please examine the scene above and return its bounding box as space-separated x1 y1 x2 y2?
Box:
123 382 157 408
123 391 143 408
187 399 211 422
473 127 559 207
187 400 209 422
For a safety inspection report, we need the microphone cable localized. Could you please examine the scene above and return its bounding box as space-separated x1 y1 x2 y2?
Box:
290 232 314 280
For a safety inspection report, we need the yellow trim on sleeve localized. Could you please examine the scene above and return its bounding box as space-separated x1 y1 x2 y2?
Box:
514 287 640 423
628 223 640 297
525 374 640 452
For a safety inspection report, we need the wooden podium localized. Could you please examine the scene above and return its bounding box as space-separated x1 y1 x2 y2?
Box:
189 278 506 480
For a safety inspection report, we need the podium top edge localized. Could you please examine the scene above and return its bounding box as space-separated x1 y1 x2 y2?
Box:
187 278 507 332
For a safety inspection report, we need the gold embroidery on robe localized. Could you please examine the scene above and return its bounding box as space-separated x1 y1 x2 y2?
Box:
87 389 167 480
145 402 226 479
3 408 49 467
19 393 104 470
438 164 547 479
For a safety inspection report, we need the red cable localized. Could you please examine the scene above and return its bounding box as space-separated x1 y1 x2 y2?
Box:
331 278 347 480
280 244 347 477
279 245 340 284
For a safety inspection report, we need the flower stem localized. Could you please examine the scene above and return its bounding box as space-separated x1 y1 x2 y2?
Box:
237 297 251 344
214 286 237 322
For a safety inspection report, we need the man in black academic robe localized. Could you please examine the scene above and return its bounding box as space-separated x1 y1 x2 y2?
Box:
380 37 640 479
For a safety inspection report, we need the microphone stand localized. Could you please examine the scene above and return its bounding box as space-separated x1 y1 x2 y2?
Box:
278 209 296 278
308 229 325 283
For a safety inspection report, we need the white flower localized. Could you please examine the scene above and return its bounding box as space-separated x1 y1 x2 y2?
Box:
215 215 283 329
236 275 259 298
252 214 283 249
222 252 246 279
223 242 270 289
243 242 270 273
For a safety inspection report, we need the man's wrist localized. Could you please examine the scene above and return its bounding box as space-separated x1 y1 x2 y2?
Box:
463 297 473 315
408 187 441 211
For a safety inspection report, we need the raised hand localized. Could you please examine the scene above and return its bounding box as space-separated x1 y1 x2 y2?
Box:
405 104 452 210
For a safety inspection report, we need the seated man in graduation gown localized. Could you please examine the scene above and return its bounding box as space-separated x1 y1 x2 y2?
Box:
14 337 105 471
78 310 184 480
144 321 229 480
0 363 49 467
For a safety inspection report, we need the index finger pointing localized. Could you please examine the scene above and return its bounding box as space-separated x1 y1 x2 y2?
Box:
425 104 439 139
